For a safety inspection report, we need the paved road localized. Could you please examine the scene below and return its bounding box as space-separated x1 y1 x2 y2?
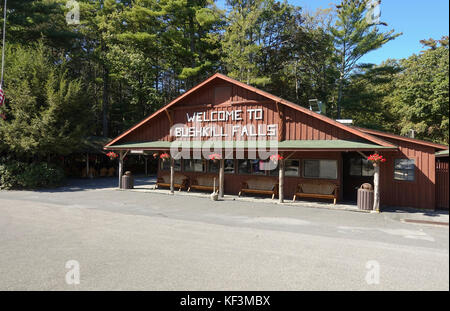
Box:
0 178 448 290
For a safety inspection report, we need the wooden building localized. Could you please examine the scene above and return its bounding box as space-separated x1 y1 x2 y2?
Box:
104 73 448 210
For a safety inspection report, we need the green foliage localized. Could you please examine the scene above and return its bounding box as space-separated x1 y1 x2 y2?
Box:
331 0 402 117
0 160 65 190
390 39 449 144
342 37 449 144
0 43 92 157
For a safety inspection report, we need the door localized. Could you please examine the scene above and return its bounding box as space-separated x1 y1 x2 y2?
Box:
342 152 374 201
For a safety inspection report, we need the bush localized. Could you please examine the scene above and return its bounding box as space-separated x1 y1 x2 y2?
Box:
0 160 65 190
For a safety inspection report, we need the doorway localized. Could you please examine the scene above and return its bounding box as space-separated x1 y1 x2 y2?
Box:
342 152 374 202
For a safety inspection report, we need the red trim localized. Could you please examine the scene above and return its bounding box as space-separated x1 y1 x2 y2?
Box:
354 126 448 150
105 73 396 148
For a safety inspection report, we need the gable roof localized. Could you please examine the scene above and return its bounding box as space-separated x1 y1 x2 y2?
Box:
354 126 448 150
105 73 396 148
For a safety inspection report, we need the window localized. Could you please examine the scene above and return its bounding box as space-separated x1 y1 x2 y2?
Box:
394 159 415 181
238 159 265 175
238 159 251 174
303 159 337 179
208 160 219 173
286 160 300 176
160 159 181 171
349 158 374 176
224 159 235 174
269 159 300 177
183 159 205 172
251 159 265 175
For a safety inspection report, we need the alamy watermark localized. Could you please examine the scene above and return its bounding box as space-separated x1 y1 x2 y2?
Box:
65 259 80 285
66 0 80 25
365 260 380 285
366 0 381 25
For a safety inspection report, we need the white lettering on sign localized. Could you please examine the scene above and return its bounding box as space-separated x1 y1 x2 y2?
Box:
186 110 243 123
180 108 277 138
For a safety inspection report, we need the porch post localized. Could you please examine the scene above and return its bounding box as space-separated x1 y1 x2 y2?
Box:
219 158 224 198
170 157 174 194
278 159 285 203
373 164 380 212
118 150 124 189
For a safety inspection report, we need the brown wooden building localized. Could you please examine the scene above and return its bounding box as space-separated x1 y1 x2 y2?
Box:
105 73 448 210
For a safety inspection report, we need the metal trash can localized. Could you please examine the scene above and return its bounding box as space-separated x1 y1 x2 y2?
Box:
121 171 134 189
357 183 374 210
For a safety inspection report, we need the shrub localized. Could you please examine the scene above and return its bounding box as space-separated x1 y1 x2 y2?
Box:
0 160 65 190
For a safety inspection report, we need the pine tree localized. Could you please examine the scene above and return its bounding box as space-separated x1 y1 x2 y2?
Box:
331 0 401 118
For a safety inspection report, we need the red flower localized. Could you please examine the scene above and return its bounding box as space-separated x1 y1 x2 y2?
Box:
208 153 222 161
106 152 118 160
368 153 386 164
270 154 284 162
160 153 170 161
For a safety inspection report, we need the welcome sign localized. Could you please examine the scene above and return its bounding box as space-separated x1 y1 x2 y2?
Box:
173 108 278 138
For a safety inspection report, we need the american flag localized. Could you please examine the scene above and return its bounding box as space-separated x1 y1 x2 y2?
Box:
0 88 4 106
0 88 5 119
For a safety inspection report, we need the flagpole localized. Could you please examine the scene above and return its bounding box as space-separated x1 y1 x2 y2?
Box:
0 0 7 89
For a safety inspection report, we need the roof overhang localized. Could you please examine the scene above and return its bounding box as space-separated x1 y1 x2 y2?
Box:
104 140 398 152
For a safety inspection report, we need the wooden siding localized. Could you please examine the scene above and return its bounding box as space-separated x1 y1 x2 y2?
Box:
117 80 368 144
374 137 437 209
436 161 449 209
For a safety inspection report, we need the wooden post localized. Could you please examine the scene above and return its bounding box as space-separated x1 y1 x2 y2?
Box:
118 150 124 189
170 157 174 194
219 159 224 198
373 164 380 212
278 159 285 203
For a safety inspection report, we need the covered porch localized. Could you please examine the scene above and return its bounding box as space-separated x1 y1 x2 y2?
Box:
105 139 396 211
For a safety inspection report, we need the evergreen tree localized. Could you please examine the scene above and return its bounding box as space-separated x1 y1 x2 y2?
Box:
0 43 92 158
390 37 449 144
331 0 401 118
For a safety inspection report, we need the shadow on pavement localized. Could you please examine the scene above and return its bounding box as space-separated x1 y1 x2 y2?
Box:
35 175 157 193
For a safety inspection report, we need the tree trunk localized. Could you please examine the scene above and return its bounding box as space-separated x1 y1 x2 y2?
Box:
373 164 380 211
337 74 344 119
219 159 224 198
102 64 109 137
278 159 285 203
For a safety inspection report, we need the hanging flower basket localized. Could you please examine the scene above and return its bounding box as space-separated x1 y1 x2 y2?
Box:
160 153 170 162
208 153 222 162
106 152 118 160
367 153 386 166
270 154 284 163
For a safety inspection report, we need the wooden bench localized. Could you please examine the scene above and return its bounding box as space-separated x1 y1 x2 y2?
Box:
293 181 339 205
156 173 188 191
238 178 278 199
188 175 218 193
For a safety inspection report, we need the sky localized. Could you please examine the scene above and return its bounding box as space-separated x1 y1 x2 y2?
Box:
217 0 449 65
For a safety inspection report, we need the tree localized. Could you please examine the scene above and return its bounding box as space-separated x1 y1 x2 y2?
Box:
390 37 449 144
0 43 92 158
342 60 401 130
331 0 401 118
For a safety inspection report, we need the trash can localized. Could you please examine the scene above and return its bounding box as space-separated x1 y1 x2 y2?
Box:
121 171 134 189
357 183 374 210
